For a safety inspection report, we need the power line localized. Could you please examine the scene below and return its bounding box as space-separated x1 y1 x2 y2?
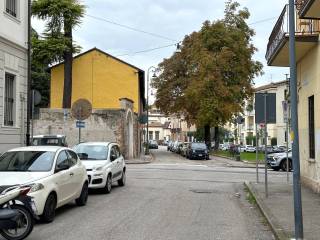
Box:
115 43 178 57
85 14 177 42
248 17 278 25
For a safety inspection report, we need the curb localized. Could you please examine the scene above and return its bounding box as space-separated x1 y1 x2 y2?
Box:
244 181 290 240
125 152 155 165
211 155 265 169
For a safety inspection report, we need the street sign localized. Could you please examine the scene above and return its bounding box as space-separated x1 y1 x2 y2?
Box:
255 93 276 124
282 101 289 123
71 99 92 120
76 120 85 128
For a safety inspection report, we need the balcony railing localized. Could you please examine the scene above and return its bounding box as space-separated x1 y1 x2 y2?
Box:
266 4 320 63
296 0 316 17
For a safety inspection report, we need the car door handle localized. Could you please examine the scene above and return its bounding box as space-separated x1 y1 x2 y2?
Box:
70 173 74 177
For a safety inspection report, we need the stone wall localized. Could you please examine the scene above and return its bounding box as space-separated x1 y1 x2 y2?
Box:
33 99 140 159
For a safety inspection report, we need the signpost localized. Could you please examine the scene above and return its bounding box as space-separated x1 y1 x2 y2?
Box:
71 99 92 144
255 92 276 198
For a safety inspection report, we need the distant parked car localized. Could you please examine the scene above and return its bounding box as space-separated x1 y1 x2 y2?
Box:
148 140 159 149
180 142 190 157
186 142 209 160
267 151 292 171
239 145 246 152
172 141 182 153
167 141 173 151
245 145 256 153
32 135 68 147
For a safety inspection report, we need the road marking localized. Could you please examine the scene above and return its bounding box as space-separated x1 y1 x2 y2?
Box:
150 163 209 168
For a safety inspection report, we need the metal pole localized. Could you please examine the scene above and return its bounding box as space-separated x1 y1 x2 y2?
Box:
26 0 32 146
146 68 150 155
31 90 34 144
288 0 304 238
264 92 268 198
286 111 289 182
256 123 259 183
79 127 81 144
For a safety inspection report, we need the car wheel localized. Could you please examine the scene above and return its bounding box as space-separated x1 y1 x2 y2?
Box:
281 159 292 172
118 170 126 187
102 174 112 194
75 182 89 206
272 167 280 171
41 193 57 223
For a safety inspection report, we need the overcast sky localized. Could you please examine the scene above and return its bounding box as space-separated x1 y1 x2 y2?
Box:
32 0 289 87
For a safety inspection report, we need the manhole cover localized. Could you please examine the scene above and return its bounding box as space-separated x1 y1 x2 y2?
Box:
190 189 215 194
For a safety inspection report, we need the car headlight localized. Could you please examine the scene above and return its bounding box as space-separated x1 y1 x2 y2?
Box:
29 183 44 193
273 156 279 161
193 150 196 153
205 150 208 154
94 166 104 171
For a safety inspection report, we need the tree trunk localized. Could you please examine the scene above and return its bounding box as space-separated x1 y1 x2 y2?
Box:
204 125 211 149
62 22 73 108
214 126 219 150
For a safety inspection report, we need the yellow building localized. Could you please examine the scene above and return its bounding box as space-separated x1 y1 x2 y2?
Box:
50 48 145 114
266 0 320 192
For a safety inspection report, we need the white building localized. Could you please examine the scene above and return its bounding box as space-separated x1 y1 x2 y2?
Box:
0 0 28 152
147 106 197 143
235 80 290 146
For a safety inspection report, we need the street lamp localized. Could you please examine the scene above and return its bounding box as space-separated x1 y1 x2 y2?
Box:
145 66 157 155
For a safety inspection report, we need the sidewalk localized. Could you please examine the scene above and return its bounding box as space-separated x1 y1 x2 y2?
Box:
245 181 320 240
125 153 154 164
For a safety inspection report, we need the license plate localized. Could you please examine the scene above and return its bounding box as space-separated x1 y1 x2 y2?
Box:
198 154 203 156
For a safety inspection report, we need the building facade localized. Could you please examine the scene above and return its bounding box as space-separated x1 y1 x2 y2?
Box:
266 0 320 192
147 106 196 143
0 0 28 152
38 48 146 159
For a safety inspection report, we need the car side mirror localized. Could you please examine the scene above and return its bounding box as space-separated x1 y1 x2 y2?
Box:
77 153 88 160
56 164 70 173
110 154 117 162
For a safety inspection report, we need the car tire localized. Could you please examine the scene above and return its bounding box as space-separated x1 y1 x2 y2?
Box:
41 193 57 223
75 182 89 206
0 204 34 240
118 170 126 187
272 167 280 171
281 159 292 172
102 174 112 194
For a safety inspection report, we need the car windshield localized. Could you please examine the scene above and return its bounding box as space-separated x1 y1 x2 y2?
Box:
0 151 55 172
74 145 108 160
191 143 207 149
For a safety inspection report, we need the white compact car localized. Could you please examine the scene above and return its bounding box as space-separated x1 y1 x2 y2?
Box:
0 146 89 223
74 142 126 193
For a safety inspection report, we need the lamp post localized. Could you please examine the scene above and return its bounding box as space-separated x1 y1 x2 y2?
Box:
145 66 157 155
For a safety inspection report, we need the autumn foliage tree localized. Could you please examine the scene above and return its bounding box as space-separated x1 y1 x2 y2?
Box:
152 0 263 148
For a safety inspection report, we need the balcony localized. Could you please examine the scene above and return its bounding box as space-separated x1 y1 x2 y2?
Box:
266 4 320 67
296 0 320 19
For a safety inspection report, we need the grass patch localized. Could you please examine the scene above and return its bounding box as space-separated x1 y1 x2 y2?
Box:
212 150 265 163
244 186 256 205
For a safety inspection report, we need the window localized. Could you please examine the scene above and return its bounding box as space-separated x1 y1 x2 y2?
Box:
4 73 15 126
5 0 17 17
308 95 315 159
155 131 160 141
149 131 153 140
115 145 121 158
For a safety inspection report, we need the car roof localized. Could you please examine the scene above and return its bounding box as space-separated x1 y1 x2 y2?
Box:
33 135 65 138
7 146 67 152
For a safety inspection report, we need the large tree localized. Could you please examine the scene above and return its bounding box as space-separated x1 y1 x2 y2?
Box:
32 0 85 108
152 0 263 148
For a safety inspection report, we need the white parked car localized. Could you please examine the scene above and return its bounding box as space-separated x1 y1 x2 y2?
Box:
0 146 89 223
245 145 256 153
74 142 126 193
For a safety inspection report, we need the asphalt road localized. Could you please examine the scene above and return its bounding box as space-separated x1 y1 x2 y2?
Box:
5 146 291 240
